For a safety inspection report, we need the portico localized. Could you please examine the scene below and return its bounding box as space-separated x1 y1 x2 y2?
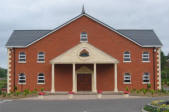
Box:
50 43 119 93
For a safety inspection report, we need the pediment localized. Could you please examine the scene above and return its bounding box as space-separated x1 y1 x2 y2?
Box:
50 42 119 64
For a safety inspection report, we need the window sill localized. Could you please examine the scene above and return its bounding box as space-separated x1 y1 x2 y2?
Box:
37 61 45 63
18 83 26 85
142 82 150 84
123 61 131 63
80 41 88 43
37 83 45 85
123 82 131 84
142 61 150 63
18 61 26 63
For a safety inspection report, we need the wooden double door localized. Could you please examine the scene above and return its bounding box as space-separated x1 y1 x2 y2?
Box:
77 74 92 91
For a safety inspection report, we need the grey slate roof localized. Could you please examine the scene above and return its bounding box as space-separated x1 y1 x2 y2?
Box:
6 30 52 47
6 29 162 47
117 30 162 46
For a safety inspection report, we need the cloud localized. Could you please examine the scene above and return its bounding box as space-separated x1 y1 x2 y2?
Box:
0 0 169 68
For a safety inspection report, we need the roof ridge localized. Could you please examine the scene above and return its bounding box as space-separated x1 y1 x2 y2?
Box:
117 29 153 31
14 29 52 31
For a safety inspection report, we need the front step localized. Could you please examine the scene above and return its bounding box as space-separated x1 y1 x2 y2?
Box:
46 91 124 95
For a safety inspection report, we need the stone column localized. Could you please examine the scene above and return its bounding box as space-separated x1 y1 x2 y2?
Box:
51 64 55 93
114 63 118 92
72 63 76 92
93 63 97 92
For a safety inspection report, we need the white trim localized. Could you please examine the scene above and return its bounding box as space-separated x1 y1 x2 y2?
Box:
123 73 131 84
123 61 131 63
50 42 119 64
123 51 131 62
157 48 161 89
142 52 150 62
37 52 45 63
18 52 26 63
6 13 162 48
18 61 26 63
142 82 151 84
7 49 12 93
37 61 45 63
37 73 45 84
51 64 55 93
142 61 150 63
142 72 150 84
114 64 118 92
18 73 26 85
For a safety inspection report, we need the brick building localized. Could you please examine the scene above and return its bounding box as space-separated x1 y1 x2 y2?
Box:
6 9 162 93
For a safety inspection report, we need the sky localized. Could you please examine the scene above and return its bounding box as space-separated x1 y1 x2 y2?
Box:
0 0 169 68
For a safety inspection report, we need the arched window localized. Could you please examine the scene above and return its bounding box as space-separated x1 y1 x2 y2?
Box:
123 73 131 84
79 49 89 57
80 32 88 42
142 52 149 62
19 52 26 62
18 73 26 84
37 52 45 62
123 51 131 62
37 73 45 84
142 72 150 84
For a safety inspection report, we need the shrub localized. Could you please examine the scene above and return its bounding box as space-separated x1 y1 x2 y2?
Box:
41 88 44 92
150 89 155 96
15 91 21 96
0 89 2 95
23 89 30 96
142 89 147 95
147 84 151 90
14 86 17 91
130 88 136 93
125 86 129 91
2 92 7 97
136 90 140 94
7 93 11 97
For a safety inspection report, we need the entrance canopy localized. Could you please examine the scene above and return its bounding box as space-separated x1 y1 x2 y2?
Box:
50 43 119 64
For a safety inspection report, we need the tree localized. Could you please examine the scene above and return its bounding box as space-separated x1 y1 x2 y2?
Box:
161 51 167 70
0 67 7 78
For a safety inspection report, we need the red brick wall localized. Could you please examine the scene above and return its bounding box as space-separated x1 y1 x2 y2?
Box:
97 64 114 91
9 15 158 92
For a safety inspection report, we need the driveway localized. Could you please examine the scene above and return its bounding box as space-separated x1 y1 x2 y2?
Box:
0 97 169 112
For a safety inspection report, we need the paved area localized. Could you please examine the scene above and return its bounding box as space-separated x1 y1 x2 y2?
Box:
22 95 146 100
0 96 169 112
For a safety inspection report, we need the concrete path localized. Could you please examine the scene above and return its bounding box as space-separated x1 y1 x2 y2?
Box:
22 95 146 100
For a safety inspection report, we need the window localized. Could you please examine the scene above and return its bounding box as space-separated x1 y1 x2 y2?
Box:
80 32 88 42
79 49 89 57
123 51 131 62
19 52 26 63
142 72 150 84
37 73 45 84
18 73 26 84
123 73 131 84
37 52 45 63
142 52 149 62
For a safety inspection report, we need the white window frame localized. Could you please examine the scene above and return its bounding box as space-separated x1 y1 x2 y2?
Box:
80 32 88 42
142 72 150 84
37 52 45 63
123 73 131 84
37 73 45 84
18 73 26 84
123 51 131 62
18 52 26 63
142 52 150 62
